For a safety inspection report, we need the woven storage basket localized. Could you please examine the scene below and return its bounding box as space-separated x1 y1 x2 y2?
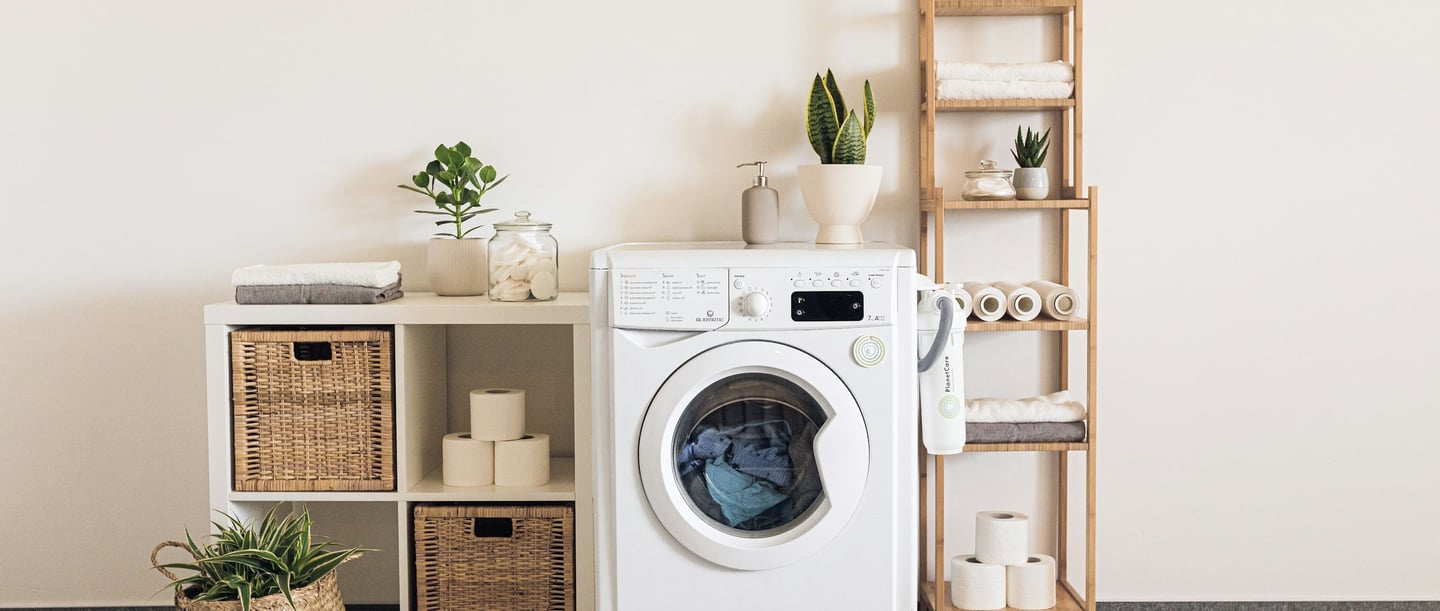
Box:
231 328 394 492
413 504 575 611
151 541 352 611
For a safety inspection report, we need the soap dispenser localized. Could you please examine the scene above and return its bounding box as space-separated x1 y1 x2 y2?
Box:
736 161 778 245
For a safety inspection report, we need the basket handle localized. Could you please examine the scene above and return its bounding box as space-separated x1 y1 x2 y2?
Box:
151 541 197 582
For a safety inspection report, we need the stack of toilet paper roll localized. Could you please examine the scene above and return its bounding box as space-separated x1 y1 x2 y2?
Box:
955 281 1077 322
441 388 551 487
951 511 1056 611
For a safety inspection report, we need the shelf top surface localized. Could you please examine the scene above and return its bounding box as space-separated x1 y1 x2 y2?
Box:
933 0 1076 16
206 291 590 325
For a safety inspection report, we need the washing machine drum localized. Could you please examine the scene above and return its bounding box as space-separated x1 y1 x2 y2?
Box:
638 340 869 571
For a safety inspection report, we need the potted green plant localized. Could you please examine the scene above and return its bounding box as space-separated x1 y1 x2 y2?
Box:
797 69 881 244
151 506 370 611
398 141 506 296
1010 126 1051 200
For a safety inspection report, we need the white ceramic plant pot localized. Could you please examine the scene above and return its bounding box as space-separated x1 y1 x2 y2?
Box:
427 237 487 296
1013 167 1050 200
797 164 884 244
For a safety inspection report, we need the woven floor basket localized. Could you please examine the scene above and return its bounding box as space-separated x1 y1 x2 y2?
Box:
230 329 394 492
413 504 575 611
151 541 349 611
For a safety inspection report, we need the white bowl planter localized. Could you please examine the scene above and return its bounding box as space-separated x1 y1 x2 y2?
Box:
428 237 487 296
797 164 883 244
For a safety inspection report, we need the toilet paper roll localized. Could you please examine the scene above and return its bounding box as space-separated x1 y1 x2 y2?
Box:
975 510 1030 565
942 283 975 320
993 281 1042 322
441 433 494 487
470 388 525 441
494 433 550 487
1007 554 1058 610
962 282 1006 322
950 555 1007 611
1028 280 1078 321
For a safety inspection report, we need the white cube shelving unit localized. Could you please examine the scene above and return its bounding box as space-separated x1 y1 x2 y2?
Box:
203 292 593 611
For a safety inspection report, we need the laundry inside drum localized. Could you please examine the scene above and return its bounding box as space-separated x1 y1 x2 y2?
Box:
673 373 828 536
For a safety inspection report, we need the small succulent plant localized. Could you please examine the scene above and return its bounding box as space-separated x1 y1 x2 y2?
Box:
1011 126 1051 168
398 141 506 239
805 69 875 164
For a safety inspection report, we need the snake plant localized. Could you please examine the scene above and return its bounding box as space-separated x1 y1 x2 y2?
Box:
806 69 875 164
398 141 506 239
1011 126 1051 168
154 505 370 611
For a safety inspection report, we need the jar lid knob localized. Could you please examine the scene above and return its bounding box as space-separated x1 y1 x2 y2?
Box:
979 160 997 170
515 211 530 220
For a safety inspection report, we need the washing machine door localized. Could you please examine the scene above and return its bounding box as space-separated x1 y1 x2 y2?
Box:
638 340 868 571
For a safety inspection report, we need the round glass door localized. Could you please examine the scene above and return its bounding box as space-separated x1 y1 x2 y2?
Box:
673 373 826 535
638 341 869 571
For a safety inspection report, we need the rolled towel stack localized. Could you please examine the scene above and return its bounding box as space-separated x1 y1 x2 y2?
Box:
965 390 1087 444
935 60 1074 101
952 281 1078 322
231 261 403 304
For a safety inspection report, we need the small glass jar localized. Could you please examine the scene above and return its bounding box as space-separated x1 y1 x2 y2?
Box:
960 160 1016 201
488 211 559 302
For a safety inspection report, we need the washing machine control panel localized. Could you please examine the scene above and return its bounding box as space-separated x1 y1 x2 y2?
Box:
611 267 896 330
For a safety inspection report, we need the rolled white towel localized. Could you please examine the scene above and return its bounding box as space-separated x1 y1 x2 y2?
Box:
231 261 401 288
965 390 1087 423
937 79 1074 101
936 60 1074 83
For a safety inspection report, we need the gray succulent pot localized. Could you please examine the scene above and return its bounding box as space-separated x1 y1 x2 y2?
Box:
1013 167 1050 200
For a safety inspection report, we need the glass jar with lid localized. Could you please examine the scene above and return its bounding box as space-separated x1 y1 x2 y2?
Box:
960 160 1016 201
488 211 559 302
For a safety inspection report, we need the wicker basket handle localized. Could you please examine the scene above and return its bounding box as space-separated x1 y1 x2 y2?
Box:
151 541 197 582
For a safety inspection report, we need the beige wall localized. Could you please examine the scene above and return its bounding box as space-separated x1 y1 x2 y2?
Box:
1 0 1436 605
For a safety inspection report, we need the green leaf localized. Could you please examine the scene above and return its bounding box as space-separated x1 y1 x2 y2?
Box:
824 69 846 125
479 165 497 183
831 110 866 164
487 175 508 190
426 160 443 175
806 74 839 163
411 172 428 188
863 80 875 139
433 144 451 166
436 191 454 204
438 170 456 184
454 141 471 158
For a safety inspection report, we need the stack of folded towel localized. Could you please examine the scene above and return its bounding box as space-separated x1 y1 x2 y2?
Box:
231 261 404 305
966 390 1087 444
936 60 1074 100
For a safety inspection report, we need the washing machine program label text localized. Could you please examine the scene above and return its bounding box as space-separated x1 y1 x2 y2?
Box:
613 269 729 329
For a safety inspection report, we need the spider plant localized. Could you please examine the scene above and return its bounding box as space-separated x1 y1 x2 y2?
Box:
154 505 370 611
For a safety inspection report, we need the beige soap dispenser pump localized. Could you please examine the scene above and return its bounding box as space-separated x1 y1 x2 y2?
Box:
736 161 778 245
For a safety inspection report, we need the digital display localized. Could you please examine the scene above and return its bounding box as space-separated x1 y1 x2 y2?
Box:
791 291 864 322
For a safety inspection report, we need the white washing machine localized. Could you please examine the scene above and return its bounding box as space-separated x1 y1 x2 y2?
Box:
590 242 917 611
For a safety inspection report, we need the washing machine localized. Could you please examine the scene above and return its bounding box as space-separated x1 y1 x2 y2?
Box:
590 242 917 611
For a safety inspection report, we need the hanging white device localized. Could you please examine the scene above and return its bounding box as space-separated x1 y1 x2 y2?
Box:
917 283 967 454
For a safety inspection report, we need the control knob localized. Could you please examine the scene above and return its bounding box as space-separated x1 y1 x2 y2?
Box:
740 292 771 317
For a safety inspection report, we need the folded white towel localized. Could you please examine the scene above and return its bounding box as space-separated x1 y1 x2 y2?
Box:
965 390 1087 423
936 60 1074 83
231 261 402 289
937 79 1074 101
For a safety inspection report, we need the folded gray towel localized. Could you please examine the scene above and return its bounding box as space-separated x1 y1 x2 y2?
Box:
966 421 1086 444
235 281 403 305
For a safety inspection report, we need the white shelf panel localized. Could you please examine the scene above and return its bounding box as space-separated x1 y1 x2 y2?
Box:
406 458 576 502
205 292 589 326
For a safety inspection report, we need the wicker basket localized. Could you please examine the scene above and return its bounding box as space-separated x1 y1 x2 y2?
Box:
151 541 352 611
413 504 575 611
231 328 394 492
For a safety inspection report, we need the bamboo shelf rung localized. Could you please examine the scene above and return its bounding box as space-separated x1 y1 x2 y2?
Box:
963 441 1087 453
920 580 1084 611
922 198 1089 211
924 98 1075 112
968 316 1087 332
929 0 1077 16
